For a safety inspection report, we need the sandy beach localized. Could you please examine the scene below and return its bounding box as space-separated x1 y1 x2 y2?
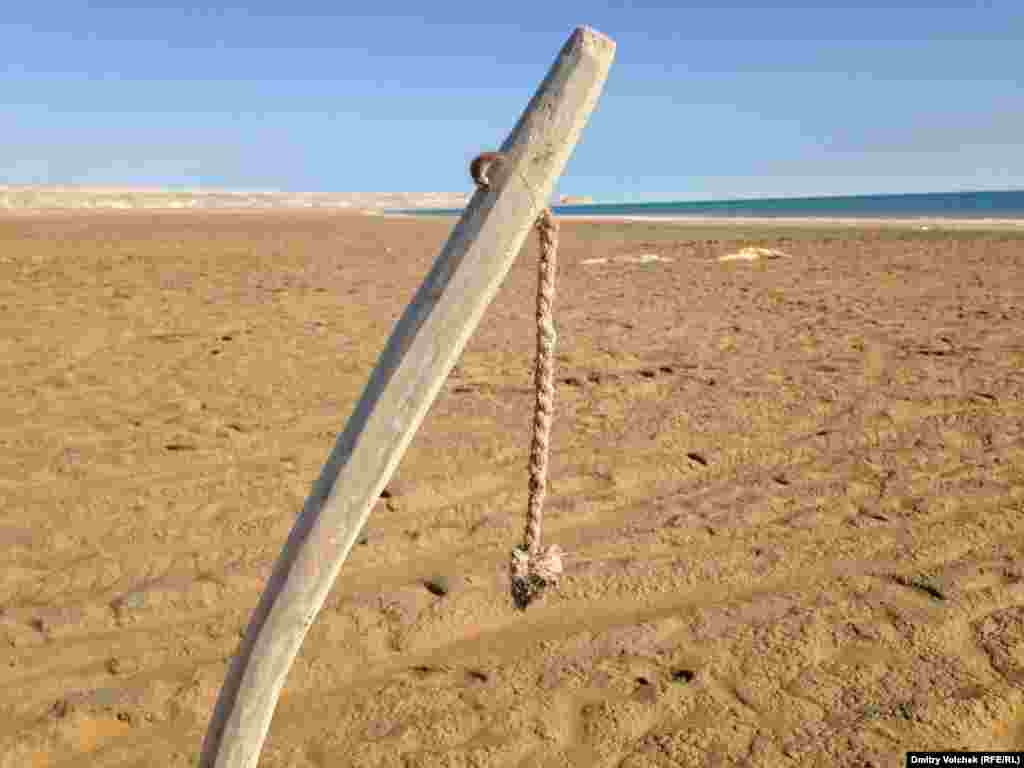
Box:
1 209 1023 767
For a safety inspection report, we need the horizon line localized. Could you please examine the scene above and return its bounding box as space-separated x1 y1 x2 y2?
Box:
1 184 1021 206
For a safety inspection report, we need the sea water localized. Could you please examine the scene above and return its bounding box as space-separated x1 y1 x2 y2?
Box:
404 189 1024 220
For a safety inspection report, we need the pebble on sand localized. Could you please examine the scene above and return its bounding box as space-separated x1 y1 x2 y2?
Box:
423 576 451 597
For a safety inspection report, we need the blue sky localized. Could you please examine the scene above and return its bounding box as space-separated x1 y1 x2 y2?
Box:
2 1 1021 202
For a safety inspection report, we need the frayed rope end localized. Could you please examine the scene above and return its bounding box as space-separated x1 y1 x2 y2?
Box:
510 544 564 610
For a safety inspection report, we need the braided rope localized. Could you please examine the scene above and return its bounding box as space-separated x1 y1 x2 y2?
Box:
510 208 564 610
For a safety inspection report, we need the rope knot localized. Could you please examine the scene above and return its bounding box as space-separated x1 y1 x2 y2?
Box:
510 544 564 610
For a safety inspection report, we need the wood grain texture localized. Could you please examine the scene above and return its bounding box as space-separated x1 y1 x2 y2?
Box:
199 25 615 768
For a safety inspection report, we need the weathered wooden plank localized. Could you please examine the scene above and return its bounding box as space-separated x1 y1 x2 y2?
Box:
199 25 615 768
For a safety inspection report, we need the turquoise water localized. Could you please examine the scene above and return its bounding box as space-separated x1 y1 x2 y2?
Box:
402 189 1024 220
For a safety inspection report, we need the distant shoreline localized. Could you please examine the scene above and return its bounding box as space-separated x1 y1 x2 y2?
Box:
551 214 1024 229
386 211 1024 231
4 207 1022 232
4 187 1022 224
392 189 1024 224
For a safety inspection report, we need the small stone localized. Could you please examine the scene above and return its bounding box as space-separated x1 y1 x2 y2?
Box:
671 669 696 683
686 452 709 467
423 576 451 597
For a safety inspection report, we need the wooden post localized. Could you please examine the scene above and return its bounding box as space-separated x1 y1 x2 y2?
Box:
199 26 615 768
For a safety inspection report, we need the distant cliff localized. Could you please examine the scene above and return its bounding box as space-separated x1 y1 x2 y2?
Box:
0 186 471 213
559 195 594 205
